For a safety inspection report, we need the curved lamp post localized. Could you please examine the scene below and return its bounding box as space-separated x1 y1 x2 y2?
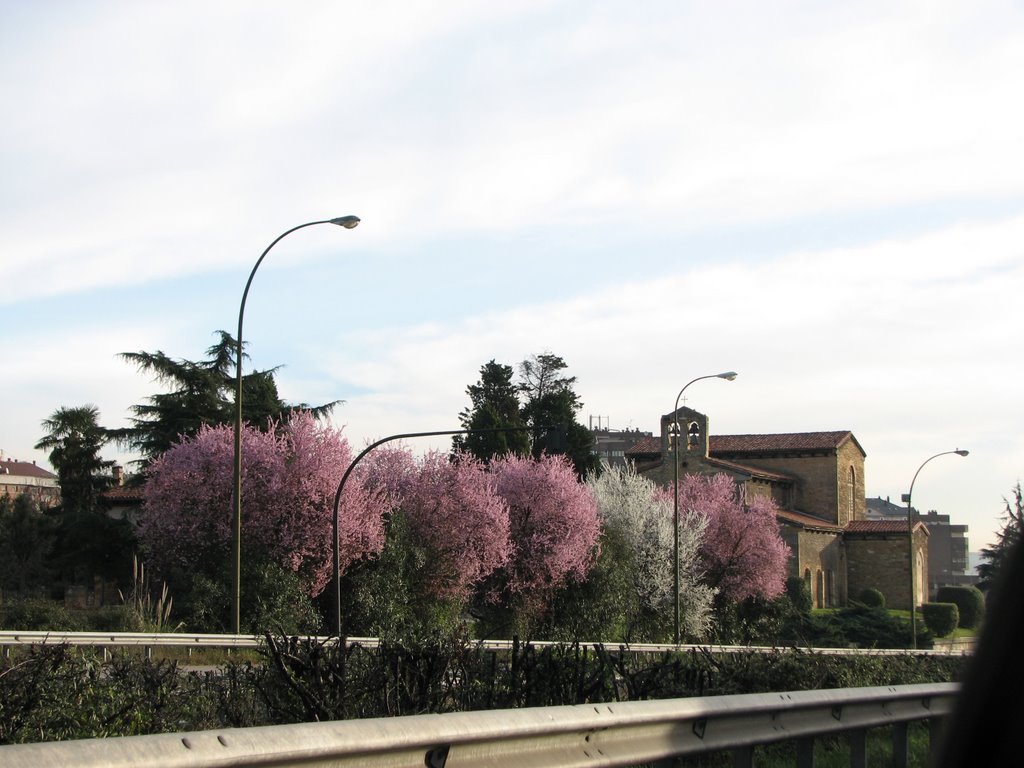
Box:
231 215 360 634
670 371 738 644
903 448 969 649
331 425 555 638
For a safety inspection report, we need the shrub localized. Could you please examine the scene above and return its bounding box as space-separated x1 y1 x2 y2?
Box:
785 576 812 614
935 586 984 629
832 604 929 649
922 602 959 637
0 598 83 631
83 605 145 632
857 588 886 609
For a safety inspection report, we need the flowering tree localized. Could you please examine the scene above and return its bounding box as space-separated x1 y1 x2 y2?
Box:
397 451 511 600
141 412 389 597
678 473 789 603
490 453 600 610
589 465 714 639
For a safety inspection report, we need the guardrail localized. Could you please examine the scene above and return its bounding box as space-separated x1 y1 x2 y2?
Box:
0 631 972 658
0 682 958 767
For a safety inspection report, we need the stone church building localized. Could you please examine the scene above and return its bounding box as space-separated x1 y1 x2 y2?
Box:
625 407 926 610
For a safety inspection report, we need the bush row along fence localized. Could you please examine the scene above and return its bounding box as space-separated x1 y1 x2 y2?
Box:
0 682 960 768
0 635 970 745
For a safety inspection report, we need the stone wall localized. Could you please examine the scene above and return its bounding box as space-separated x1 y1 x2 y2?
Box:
782 527 845 607
835 440 867 525
845 528 928 610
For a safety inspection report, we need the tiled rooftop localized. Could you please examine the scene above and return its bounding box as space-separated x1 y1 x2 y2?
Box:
845 519 922 534
0 459 56 479
710 431 856 453
777 509 845 532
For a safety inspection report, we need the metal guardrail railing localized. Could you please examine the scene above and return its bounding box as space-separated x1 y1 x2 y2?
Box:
0 682 958 768
0 631 972 657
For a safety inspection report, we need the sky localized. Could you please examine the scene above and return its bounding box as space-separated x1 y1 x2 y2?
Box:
2 1 1021 552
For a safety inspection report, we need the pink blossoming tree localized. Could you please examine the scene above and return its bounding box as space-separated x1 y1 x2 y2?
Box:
678 473 789 603
377 450 512 601
490 453 600 613
141 412 389 597
412 452 511 600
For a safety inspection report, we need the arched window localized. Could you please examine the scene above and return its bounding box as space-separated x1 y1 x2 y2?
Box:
848 465 857 523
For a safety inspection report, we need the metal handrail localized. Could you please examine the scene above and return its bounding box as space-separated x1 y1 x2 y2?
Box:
0 631 972 655
0 683 959 767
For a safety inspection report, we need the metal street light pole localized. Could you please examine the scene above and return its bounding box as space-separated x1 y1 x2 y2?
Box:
671 371 737 644
331 425 555 638
231 215 360 635
903 448 969 649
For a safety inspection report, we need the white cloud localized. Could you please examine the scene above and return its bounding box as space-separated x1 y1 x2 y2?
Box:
2 1 1022 552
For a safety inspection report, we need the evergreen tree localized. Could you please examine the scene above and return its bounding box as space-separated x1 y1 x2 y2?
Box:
452 360 530 463
35 405 113 515
0 493 55 595
977 483 1024 592
112 331 339 465
517 353 600 479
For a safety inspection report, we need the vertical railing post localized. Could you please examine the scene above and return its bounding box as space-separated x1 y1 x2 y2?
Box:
928 718 947 765
893 722 909 768
732 745 755 768
848 730 867 768
796 738 815 768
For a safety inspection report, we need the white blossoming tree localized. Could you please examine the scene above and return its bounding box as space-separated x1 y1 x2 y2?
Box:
588 464 715 641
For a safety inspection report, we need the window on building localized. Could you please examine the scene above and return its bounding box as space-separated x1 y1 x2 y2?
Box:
848 465 856 522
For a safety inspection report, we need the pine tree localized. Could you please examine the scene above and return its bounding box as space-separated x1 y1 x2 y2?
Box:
517 353 600 479
452 360 530 463
35 405 113 515
112 331 339 464
977 483 1024 592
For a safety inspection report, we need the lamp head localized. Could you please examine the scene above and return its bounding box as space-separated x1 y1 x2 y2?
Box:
329 215 361 229
718 371 738 381
955 449 969 457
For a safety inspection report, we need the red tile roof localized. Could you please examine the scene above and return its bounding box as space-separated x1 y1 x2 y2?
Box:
627 431 863 457
101 486 145 503
710 431 861 454
845 519 927 535
626 436 661 455
0 459 56 480
702 456 794 483
624 439 798 483
777 509 844 532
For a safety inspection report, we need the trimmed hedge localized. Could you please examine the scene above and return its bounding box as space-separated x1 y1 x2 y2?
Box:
857 588 886 609
935 586 985 629
922 602 959 637
0 639 970 744
785 576 812 613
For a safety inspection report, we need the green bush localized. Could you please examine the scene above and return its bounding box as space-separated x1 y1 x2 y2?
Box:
935 586 984 629
857 588 886 609
82 605 145 632
0 640 970 744
0 598 83 631
922 602 959 637
779 603 929 649
785 576 812 614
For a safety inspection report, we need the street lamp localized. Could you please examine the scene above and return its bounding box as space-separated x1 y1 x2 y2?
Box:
902 448 969 649
231 215 360 634
670 371 737 644
331 425 554 638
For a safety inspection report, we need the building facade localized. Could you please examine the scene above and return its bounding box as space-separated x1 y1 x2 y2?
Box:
589 423 654 470
626 408 925 610
0 454 60 508
866 497 975 597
